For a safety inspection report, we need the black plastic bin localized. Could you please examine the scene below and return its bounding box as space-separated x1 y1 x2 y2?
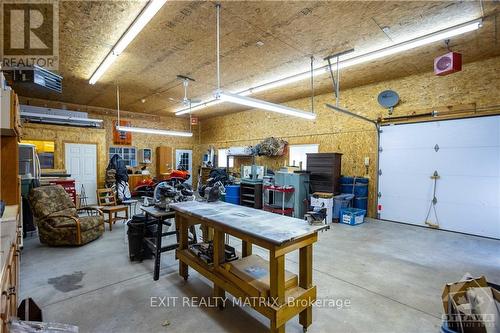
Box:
127 214 155 262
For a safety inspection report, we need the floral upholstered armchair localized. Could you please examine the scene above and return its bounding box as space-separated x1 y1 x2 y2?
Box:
29 185 105 246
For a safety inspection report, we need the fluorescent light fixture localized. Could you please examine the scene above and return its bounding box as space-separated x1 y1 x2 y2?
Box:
21 112 103 123
89 53 118 85
338 18 482 69
116 125 193 137
176 99 222 116
215 90 316 120
89 0 167 85
175 18 481 116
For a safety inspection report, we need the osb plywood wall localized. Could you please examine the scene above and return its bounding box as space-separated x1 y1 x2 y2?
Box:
19 97 196 186
197 56 500 217
22 123 108 185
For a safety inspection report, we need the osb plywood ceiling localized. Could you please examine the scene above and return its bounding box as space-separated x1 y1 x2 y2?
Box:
12 0 500 118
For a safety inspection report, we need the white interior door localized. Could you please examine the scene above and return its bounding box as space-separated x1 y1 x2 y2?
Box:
65 143 98 205
175 149 193 185
378 116 500 239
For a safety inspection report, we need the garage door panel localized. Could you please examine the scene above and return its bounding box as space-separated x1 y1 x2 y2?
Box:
379 195 429 226
438 176 499 206
434 147 499 176
382 147 500 177
436 202 500 239
432 117 500 148
379 116 500 239
379 174 432 200
379 149 440 175
380 124 438 149
381 198 500 238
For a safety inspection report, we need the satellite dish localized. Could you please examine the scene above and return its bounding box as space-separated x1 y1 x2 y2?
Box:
377 90 399 115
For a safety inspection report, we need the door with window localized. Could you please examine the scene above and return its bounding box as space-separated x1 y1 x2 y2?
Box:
65 143 98 205
175 149 193 185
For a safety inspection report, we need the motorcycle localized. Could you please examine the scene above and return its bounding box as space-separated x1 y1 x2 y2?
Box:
131 168 191 198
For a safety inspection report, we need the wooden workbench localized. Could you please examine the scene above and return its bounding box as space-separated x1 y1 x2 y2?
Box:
169 201 326 333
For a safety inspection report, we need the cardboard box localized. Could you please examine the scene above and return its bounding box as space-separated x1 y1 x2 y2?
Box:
442 276 488 314
443 276 499 333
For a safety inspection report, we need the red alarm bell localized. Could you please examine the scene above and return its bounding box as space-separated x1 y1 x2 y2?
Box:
434 52 462 76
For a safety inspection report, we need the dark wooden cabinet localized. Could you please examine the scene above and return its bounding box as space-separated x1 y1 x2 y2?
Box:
239 182 263 209
306 153 342 194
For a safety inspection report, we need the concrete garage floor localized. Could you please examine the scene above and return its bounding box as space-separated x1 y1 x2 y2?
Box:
20 219 500 333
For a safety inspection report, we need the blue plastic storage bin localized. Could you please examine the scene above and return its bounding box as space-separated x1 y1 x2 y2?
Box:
339 208 366 225
225 185 240 205
333 194 354 220
225 196 239 204
225 185 240 196
353 196 368 210
340 176 369 197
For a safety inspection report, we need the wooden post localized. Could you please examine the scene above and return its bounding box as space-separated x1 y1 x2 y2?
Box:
242 240 252 257
270 249 285 332
270 318 285 333
213 229 225 309
299 245 313 329
178 215 189 280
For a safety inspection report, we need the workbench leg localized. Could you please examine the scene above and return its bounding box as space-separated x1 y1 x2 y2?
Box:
153 217 163 281
201 225 214 242
270 319 285 333
270 251 285 306
213 230 226 309
299 245 313 330
242 240 252 257
178 216 189 281
189 225 198 244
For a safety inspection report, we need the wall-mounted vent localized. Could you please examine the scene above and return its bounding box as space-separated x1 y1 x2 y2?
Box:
6 65 62 93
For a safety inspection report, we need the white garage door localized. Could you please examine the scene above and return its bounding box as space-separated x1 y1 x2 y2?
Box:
378 116 500 239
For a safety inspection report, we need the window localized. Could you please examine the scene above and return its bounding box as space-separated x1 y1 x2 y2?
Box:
289 144 319 169
20 140 55 169
109 146 137 167
178 152 189 170
217 149 234 168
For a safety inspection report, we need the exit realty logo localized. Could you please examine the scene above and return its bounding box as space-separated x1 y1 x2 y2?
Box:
1 0 59 70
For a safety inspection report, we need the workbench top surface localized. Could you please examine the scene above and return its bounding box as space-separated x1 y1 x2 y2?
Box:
140 205 176 218
169 200 326 245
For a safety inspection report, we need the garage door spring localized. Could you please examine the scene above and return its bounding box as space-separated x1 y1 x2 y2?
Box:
424 171 440 229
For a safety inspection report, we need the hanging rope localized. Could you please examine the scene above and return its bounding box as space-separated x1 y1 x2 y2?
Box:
424 170 440 228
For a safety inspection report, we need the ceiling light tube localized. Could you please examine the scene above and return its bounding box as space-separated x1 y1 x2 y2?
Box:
116 125 193 137
337 18 482 69
89 0 167 85
176 99 222 115
175 18 481 116
215 90 316 120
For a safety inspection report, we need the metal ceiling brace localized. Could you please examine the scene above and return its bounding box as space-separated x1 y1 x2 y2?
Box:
216 3 221 90
116 85 120 125
324 49 354 106
325 104 378 127
310 56 315 113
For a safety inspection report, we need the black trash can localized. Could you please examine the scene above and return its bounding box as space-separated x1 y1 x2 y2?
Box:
127 214 154 262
